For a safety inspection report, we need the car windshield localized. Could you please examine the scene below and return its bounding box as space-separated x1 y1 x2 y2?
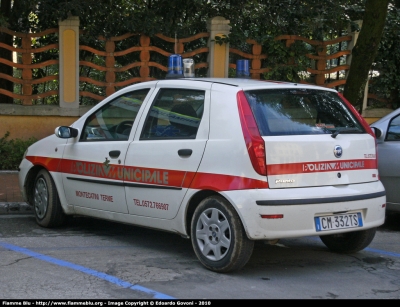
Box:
244 89 365 136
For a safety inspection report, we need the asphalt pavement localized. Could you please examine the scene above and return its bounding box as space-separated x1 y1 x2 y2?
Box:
0 171 32 215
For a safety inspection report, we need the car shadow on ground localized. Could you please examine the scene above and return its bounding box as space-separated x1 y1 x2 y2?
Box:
379 212 400 231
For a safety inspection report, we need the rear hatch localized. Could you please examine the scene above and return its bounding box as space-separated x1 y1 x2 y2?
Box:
243 88 378 189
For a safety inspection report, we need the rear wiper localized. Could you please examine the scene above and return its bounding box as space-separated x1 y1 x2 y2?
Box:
331 128 362 138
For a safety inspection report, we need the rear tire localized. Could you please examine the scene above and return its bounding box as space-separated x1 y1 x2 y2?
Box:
33 169 66 228
191 196 254 273
319 228 376 253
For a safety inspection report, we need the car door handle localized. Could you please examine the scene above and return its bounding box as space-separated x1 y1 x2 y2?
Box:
109 150 121 159
178 149 192 157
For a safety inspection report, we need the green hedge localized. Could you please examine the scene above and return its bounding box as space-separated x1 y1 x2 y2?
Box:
0 132 37 170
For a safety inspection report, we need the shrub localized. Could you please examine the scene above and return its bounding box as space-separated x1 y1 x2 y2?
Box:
0 132 37 170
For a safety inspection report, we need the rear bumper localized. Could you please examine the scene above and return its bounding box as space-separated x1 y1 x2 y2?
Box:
222 181 386 240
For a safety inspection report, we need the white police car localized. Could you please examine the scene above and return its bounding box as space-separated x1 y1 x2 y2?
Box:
18 78 386 273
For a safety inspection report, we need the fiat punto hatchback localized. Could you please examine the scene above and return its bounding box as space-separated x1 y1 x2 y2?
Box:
19 78 386 272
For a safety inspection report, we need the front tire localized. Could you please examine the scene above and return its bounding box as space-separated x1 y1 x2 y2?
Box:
319 228 376 253
191 196 254 273
33 169 66 228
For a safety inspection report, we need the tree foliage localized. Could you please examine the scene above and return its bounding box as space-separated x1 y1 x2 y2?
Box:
1 0 364 38
369 0 400 109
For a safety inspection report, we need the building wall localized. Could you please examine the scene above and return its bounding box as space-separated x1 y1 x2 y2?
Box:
0 115 78 140
0 104 92 140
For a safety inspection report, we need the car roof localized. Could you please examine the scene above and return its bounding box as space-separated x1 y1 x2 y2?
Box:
154 77 338 92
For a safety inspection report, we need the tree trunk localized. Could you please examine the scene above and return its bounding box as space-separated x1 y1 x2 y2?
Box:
0 0 13 104
343 0 390 112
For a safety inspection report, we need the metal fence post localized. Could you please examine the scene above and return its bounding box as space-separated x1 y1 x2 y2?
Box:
21 34 32 105
346 20 369 111
345 20 363 76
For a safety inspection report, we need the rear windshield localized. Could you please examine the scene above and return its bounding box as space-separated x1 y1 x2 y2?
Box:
244 89 365 136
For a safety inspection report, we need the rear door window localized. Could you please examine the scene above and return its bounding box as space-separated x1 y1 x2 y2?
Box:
244 89 365 136
386 114 400 141
140 88 205 140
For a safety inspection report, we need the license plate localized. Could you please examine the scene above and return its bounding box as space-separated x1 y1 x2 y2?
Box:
315 212 363 232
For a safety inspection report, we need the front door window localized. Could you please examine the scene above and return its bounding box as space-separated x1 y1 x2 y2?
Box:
81 89 150 141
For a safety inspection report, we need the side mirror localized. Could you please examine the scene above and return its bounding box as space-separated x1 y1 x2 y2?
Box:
371 127 382 138
55 126 79 139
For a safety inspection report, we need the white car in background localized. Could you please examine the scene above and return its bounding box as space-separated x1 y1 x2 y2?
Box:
370 107 400 212
19 78 386 272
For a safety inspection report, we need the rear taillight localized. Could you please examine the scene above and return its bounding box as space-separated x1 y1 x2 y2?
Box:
237 90 267 176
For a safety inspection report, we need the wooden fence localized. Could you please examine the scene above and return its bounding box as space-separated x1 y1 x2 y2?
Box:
79 32 211 102
0 16 361 107
1 16 393 141
0 27 59 105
